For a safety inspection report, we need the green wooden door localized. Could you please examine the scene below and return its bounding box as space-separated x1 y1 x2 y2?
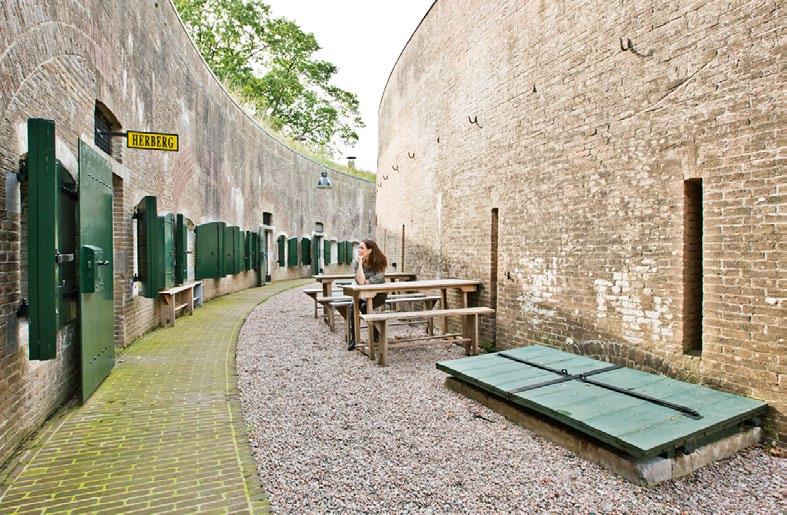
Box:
78 139 114 402
311 236 321 275
160 213 175 289
174 214 188 285
260 230 269 285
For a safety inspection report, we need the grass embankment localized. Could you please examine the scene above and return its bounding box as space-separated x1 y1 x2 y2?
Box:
228 86 376 183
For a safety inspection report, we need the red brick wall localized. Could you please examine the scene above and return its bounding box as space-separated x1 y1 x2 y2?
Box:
378 0 784 442
0 1 373 465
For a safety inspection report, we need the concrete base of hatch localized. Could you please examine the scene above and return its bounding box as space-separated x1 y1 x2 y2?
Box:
445 377 761 486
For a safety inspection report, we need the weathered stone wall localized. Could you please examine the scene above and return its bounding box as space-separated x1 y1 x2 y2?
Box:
0 0 374 464
378 0 784 442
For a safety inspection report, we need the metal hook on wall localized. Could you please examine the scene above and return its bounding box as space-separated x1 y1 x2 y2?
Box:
620 37 653 58
407 152 415 159
392 165 399 172
468 115 483 129
382 175 389 180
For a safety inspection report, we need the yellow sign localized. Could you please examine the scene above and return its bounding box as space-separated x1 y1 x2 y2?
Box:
127 131 179 152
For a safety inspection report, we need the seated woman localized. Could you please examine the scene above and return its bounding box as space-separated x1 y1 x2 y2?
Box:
347 239 388 351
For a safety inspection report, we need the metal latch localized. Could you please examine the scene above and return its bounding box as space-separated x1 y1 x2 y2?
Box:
55 251 74 264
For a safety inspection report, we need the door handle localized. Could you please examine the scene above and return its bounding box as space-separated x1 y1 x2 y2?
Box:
97 260 110 266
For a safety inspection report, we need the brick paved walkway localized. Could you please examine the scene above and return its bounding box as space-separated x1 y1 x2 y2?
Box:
0 279 309 514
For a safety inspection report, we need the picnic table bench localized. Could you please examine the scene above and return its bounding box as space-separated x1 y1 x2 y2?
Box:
158 281 203 328
342 278 483 361
320 293 441 335
303 286 345 318
362 307 495 366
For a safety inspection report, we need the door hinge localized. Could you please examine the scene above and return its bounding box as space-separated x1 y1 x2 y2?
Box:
16 298 29 318
60 183 78 200
16 155 28 182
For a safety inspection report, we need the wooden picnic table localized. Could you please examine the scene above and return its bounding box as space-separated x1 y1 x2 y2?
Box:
342 278 482 360
313 272 417 297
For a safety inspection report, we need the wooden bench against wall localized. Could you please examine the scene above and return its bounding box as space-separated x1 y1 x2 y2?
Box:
362 307 495 366
158 281 203 328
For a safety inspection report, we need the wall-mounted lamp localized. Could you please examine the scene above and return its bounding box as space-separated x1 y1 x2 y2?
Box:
317 170 332 189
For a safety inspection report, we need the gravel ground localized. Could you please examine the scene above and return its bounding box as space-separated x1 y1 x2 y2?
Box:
237 286 784 514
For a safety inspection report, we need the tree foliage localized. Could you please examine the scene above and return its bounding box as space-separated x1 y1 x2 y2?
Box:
174 0 363 155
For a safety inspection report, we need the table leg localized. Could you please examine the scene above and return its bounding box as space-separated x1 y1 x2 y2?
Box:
366 299 376 361
461 290 469 342
427 298 436 335
321 280 333 323
471 314 480 355
441 288 448 333
353 294 361 347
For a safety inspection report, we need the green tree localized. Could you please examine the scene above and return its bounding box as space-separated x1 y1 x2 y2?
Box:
174 0 363 155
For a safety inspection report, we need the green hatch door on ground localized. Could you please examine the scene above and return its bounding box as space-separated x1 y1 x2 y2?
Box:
78 139 115 402
437 345 768 459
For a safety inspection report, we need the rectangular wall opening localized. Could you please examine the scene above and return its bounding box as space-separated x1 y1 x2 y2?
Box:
683 179 703 355
490 208 499 345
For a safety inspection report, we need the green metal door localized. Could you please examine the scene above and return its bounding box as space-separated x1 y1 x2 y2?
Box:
78 139 114 402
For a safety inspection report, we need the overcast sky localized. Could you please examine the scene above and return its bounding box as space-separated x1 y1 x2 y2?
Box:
264 0 435 173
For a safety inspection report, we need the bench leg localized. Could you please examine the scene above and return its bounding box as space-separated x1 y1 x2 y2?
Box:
328 305 335 332
366 300 376 362
342 308 350 343
377 321 389 366
159 297 168 327
187 288 194 316
462 315 470 355
314 297 319 318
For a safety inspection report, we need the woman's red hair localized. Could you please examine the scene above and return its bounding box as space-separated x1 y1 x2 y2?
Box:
363 239 387 273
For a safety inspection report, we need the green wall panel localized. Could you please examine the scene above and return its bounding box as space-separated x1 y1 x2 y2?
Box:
301 237 311 266
27 118 59 360
287 237 298 267
195 222 225 279
159 213 175 290
175 214 188 285
277 235 286 266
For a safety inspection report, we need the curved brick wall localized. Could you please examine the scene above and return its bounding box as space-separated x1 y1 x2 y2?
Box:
378 0 783 441
0 1 374 463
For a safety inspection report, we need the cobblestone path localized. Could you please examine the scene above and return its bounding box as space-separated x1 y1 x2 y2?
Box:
0 279 309 514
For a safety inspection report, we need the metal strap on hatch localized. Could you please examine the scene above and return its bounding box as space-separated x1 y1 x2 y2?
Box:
508 364 623 393
497 353 702 419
